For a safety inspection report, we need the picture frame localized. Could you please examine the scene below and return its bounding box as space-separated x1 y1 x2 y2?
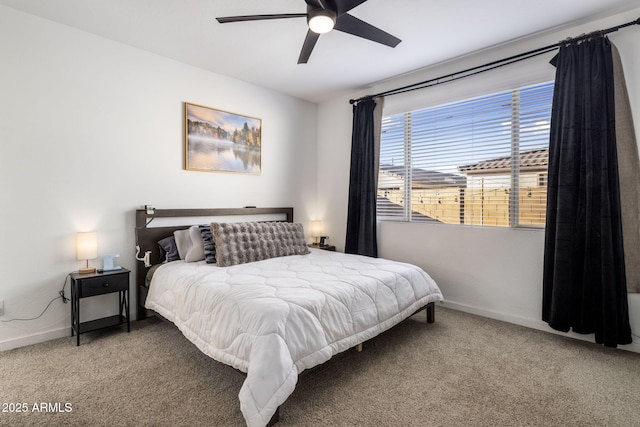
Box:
184 102 262 174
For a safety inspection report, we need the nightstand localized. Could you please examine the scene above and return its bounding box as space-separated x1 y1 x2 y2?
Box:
70 268 130 346
309 243 336 251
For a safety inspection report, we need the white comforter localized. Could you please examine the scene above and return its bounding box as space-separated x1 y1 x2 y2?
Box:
145 248 443 426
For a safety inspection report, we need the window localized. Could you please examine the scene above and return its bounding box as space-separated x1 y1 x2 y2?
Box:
377 81 553 228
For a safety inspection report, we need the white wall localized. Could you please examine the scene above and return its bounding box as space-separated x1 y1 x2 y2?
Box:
0 6 318 350
317 8 640 352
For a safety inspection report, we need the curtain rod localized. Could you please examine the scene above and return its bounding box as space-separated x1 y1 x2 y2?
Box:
349 17 640 105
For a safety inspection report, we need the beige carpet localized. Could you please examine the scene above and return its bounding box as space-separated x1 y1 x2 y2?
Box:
1 307 639 426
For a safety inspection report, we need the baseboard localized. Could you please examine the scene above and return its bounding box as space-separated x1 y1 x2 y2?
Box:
439 300 640 354
0 327 70 352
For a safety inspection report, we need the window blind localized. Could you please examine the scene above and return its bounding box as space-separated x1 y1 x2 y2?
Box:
377 81 553 228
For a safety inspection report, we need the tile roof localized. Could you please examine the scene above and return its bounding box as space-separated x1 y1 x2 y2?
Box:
376 197 441 223
380 164 467 186
458 147 548 172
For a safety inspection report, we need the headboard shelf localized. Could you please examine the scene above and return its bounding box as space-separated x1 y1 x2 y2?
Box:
136 207 293 223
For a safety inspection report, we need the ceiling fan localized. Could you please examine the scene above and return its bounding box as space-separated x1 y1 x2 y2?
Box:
215 0 401 64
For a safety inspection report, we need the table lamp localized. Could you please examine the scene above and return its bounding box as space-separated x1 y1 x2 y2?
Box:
77 232 97 274
310 221 328 246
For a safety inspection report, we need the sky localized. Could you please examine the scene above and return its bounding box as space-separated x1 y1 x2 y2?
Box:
187 103 261 133
380 81 553 175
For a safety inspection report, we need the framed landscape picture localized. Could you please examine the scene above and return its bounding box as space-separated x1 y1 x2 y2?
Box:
185 102 262 174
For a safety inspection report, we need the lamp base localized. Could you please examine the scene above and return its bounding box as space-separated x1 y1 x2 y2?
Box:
79 267 96 274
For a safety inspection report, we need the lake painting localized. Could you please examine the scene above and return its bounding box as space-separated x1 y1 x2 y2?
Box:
185 103 262 174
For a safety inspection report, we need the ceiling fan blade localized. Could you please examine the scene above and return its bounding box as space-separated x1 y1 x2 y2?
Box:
216 14 306 24
305 0 329 9
334 13 401 48
335 0 368 16
298 30 321 64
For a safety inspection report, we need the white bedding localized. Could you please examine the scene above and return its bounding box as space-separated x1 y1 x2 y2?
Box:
145 248 443 426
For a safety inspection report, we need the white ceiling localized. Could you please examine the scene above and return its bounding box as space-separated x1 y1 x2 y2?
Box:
2 0 639 103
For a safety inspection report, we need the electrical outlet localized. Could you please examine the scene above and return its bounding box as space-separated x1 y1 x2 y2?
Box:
0 300 4 316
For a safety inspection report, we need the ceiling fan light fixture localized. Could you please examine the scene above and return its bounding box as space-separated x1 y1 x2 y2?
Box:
215 1 401 64
308 9 336 34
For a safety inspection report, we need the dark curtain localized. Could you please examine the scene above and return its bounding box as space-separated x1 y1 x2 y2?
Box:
542 36 632 347
345 98 378 257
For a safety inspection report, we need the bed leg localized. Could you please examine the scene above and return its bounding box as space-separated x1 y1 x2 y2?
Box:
355 343 363 352
138 285 149 320
426 302 435 324
267 407 280 426
138 303 147 320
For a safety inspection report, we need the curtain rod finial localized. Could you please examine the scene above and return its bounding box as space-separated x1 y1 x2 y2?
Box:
350 95 376 105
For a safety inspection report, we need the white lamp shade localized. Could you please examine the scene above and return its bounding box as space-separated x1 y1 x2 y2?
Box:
311 220 323 237
76 232 97 261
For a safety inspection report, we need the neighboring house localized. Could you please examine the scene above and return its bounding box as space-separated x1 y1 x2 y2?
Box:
378 164 467 223
458 148 548 227
376 195 441 223
379 148 548 226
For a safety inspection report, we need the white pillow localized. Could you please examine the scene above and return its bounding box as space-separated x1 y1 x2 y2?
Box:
187 225 205 262
174 229 191 260
174 226 206 262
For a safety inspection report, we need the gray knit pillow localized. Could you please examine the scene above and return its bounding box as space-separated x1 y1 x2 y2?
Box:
198 225 216 264
211 222 309 267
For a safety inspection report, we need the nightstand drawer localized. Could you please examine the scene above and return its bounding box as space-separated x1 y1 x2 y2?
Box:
78 274 128 297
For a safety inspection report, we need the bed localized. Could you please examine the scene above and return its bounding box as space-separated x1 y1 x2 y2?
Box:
135 207 443 427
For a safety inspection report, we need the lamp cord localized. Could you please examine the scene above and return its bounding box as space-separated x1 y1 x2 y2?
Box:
134 209 155 247
1 275 70 323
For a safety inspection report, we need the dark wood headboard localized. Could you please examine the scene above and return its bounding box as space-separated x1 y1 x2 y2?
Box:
135 207 294 320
